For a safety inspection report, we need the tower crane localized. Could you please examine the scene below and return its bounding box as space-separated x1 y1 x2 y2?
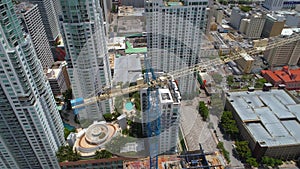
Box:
72 33 300 110
70 33 300 169
144 55 160 169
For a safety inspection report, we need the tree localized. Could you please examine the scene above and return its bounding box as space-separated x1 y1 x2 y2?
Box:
62 88 73 110
261 156 283 167
246 157 259 167
221 111 239 137
219 0 228 5
56 146 80 162
132 92 141 111
217 142 230 163
235 141 251 160
255 78 267 88
112 4 117 13
198 101 209 121
227 75 234 85
240 5 252 12
103 113 114 122
94 150 112 159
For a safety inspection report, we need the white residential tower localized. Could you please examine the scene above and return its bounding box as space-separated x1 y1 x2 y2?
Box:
145 0 209 99
0 0 65 168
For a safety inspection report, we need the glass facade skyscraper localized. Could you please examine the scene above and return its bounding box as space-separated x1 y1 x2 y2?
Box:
0 0 65 168
60 0 112 125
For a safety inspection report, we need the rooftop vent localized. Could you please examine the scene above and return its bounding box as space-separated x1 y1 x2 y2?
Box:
263 83 272 91
248 87 255 92
278 84 286 90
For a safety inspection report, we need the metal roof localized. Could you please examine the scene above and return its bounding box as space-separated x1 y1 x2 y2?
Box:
228 90 300 147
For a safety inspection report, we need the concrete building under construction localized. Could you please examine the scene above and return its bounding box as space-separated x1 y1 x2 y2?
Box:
140 75 182 155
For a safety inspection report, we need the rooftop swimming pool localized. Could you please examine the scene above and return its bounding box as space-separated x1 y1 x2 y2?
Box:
125 102 134 111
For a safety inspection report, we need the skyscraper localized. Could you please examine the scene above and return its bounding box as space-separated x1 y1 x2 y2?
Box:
27 0 60 47
145 0 209 99
245 13 266 39
141 76 181 154
230 7 246 30
264 39 300 68
262 14 285 38
0 0 65 168
16 2 55 69
60 0 112 124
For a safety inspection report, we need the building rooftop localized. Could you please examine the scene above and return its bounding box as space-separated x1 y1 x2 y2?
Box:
262 66 300 83
118 6 144 17
74 121 118 156
165 1 183 6
240 53 254 61
107 37 126 51
113 54 142 85
46 68 61 79
158 89 173 103
227 90 300 147
15 2 36 14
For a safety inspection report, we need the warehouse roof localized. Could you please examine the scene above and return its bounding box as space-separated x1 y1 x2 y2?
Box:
227 90 300 147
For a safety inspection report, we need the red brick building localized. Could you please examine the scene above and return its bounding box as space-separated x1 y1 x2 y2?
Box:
262 66 300 90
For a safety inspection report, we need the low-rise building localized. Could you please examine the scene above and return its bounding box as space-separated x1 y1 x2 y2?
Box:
262 66 300 90
235 53 254 74
60 157 135 169
226 89 300 159
74 121 118 157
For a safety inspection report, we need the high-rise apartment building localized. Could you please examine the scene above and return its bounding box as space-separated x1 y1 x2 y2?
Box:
245 13 266 39
239 18 249 34
141 76 181 154
52 0 63 18
230 7 246 30
16 2 54 69
0 0 65 168
60 0 112 123
264 38 300 67
145 0 209 98
262 14 285 38
99 0 112 35
27 0 60 45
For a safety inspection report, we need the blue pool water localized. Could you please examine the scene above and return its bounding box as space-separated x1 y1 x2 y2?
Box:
64 123 75 131
125 102 134 111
